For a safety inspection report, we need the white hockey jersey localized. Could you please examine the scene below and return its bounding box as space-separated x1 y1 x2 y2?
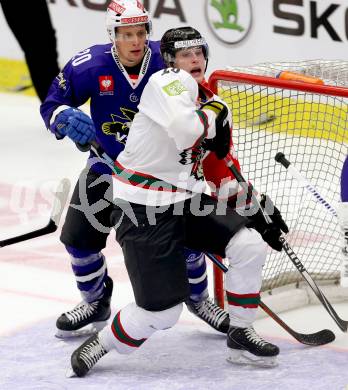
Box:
112 68 236 206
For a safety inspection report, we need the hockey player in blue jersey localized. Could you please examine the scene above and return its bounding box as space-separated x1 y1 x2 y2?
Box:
40 0 229 338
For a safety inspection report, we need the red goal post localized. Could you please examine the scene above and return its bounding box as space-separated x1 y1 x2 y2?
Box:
207 61 348 311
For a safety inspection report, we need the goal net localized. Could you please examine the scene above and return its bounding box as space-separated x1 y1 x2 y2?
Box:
208 60 348 311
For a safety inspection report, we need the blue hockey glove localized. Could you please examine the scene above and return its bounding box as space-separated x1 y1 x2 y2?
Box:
51 107 95 145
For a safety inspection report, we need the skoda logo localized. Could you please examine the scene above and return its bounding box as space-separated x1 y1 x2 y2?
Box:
205 0 252 44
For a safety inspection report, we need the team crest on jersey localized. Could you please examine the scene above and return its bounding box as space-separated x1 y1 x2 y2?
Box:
102 108 136 144
99 76 114 96
57 72 67 90
179 145 206 181
162 80 187 96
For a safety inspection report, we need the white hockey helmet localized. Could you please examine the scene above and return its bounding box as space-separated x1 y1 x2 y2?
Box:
106 0 152 41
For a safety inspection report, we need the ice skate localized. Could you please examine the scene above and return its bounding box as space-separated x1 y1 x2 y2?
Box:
186 298 230 334
227 326 279 367
69 334 108 377
56 276 113 338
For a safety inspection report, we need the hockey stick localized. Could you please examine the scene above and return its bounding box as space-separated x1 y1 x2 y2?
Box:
205 252 335 346
275 152 338 218
0 178 71 248
224 155 348 332
275 152 348 286
76 141 115 171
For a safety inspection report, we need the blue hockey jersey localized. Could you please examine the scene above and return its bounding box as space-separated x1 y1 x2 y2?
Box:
40 41 164 168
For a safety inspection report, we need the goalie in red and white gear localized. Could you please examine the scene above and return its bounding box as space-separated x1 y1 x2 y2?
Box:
69 26 288 377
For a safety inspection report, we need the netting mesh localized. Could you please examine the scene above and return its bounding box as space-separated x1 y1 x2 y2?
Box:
215 60 348 291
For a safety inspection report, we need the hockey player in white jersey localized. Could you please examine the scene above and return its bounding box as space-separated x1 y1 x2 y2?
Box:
69 27 288 377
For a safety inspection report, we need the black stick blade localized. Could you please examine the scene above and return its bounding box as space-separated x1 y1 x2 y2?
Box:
293 329 335 346
259 301 335 346
0 219 57 247
0 178 70 248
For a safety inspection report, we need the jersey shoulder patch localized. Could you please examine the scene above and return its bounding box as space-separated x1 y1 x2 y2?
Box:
153 68 198 102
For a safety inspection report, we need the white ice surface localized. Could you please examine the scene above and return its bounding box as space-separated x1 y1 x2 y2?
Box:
1 93 348 390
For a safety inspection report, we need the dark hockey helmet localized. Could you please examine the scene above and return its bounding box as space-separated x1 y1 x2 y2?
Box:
160 27 209 68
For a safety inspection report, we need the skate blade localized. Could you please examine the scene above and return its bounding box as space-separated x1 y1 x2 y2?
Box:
66 367 77 378
55 321 108 339
227 349 278 368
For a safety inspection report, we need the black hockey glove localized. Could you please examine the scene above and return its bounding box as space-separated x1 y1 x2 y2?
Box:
247 194 289 252
201 101 230 160
260 194 289 234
